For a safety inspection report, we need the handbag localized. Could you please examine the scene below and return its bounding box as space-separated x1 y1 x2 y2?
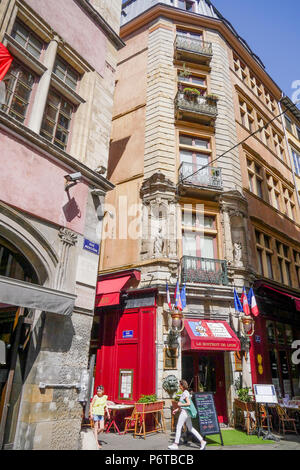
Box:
185 400 197 418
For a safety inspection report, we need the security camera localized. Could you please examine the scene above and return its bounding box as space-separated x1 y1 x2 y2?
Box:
90 188 106 197
65 172 82 182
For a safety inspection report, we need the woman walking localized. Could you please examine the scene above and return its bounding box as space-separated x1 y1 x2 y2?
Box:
89 385 110 449
169 380 207 451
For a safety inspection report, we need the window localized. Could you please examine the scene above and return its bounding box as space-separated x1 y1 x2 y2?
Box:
284 116 293 134
255 230 274 279
247 159 263 198
178 0 195 12
40 89 74 150
2 62 35 123
266 174 281 211
11 20 43 59
272 132 285 161
233 54 248 84
239 100 254 132
249 73 263 98
282 187 296 220
296 126 300 141
276 242 292 286
291 149 300 176
53 56 79 91
178 70 207 95
293 251 300 288
182 210 217 260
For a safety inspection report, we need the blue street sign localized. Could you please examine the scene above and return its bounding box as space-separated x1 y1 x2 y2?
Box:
83 239 100 255
122 330 134 339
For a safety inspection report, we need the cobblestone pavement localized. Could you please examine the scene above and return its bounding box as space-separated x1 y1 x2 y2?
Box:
80 427 300 451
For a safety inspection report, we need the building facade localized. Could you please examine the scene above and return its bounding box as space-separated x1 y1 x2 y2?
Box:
0 0 123 450
93 0 300 428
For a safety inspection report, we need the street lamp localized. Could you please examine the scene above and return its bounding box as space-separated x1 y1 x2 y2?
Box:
240 315 255 337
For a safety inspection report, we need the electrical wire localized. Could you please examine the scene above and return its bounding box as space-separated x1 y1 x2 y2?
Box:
180 99 299 184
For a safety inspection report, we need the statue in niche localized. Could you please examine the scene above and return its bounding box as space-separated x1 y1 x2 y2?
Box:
153 226 164 257
233 241 243 267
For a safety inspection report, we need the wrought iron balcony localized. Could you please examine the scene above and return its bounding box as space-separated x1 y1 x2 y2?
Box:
175 34 213 65
181 256 228 286
175 92 218 125
179 163 223 191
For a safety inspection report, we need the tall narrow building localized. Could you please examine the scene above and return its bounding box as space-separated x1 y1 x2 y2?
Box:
0 0 123 450
94 0 300 426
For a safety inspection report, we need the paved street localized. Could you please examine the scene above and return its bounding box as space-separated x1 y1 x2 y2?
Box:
80 427 300 451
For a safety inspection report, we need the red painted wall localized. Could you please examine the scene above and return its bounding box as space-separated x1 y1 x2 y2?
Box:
95 306 156 403
0 130 88 234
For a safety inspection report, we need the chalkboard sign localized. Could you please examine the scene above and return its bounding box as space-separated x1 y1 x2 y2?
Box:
193 392 224 445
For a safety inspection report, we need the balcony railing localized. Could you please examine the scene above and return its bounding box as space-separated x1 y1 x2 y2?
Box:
179 163 223 190
181 256 228 286
175 34 213 63
175 92 218 121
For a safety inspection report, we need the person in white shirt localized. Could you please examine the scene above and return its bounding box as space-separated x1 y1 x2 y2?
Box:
169 379 207 450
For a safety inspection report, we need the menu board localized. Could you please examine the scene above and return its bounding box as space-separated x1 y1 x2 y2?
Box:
193 392 223 445
118 369 133 400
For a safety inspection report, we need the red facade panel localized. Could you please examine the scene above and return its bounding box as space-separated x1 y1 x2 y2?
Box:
95 306 156 403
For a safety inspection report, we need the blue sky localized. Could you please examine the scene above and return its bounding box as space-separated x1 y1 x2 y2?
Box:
210 0 300 97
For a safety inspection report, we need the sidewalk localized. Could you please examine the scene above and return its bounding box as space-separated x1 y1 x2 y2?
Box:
80 427 300 451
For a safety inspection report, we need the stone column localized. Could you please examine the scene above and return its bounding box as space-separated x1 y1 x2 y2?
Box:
28 35 60 134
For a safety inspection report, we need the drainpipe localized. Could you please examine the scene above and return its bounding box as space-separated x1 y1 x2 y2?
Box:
278 97 300 210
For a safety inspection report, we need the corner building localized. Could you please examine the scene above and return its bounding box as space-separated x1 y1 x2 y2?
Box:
0 0 123 449
94 0 300 426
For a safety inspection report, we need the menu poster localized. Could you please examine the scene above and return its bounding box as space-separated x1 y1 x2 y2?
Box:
193 392 224 445
118 369 133 400
253 384 278 404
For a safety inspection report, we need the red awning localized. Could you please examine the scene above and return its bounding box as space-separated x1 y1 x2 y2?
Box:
259 283 300 312
95 270 141 308
95 275 131 307
182 319 240 352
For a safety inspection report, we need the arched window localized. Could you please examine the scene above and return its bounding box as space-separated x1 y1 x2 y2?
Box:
0 236 38 284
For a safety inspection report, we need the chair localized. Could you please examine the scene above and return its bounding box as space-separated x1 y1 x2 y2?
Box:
276 405 298 436
123 406 142 434
259 404 273 431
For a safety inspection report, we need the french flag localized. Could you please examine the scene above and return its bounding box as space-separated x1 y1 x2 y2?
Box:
0 42 13 81
166 283 172 310
174 280 182 311
241 287 250 316
248 287 259 317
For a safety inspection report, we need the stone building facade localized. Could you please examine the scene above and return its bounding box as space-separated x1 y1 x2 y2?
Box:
94 0 300 428
0 0 123 450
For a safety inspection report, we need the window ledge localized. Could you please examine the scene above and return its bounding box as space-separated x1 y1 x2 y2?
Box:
50 73 86 106
3 33 47 76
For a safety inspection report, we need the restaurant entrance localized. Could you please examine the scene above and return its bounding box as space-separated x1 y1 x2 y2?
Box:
182 351 227 423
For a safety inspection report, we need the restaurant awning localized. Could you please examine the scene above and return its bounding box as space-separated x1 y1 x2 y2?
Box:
258 283 300 312
95 270 141 308
182 319 241 351
0 276 76 316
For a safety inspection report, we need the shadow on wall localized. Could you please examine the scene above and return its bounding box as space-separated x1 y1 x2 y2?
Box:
107 136 131 180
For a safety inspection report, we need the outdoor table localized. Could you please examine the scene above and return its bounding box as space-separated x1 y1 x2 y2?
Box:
106 404 135 435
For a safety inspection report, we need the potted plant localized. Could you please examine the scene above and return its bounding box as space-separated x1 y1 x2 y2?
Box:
206 93 219 103
234 387 256 411
137 394 164 412
183 87 201 101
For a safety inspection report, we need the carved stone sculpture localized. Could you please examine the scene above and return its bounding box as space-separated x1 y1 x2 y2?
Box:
162 374 179 395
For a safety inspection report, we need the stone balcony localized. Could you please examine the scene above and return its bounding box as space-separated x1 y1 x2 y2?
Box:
175 92 218 126
174 34 213 66
178 163 223 195
181 256 229 286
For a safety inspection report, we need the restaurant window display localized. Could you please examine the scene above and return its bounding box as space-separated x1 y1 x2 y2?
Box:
266 320 300 397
